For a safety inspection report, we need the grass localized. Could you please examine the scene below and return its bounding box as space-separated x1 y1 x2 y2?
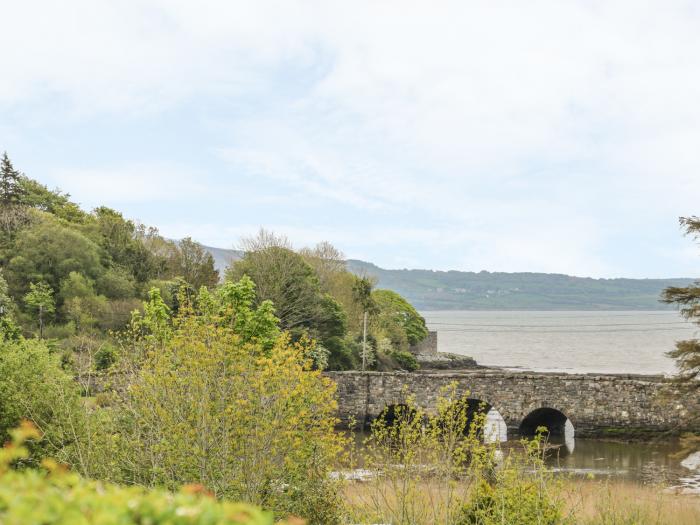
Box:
563 479 700 525
342 478 700 524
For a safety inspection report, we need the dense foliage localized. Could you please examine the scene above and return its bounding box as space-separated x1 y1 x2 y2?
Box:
0 154 219 344
0 155 426 372
0 337 86 466
227 230 429 371
0 422 287 525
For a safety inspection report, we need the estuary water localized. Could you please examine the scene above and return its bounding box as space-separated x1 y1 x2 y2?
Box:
420 311 700 488
422 310 698 375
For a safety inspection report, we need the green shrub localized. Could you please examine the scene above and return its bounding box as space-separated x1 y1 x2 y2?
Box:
390 349 419 371
94 344 117 370
458 478 562 525
0 422 287 525
0 337 86 465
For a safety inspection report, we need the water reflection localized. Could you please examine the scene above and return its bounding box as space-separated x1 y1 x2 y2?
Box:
532 437 687 483
484 408 507 443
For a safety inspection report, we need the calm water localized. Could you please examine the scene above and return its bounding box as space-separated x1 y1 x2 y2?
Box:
423 310 698 374
417 311 700 487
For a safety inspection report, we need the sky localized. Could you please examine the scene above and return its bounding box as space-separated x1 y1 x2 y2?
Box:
2 1 700 278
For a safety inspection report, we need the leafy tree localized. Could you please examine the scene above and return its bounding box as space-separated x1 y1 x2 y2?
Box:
96 266 136 299
0 270 13 318
6 214 104 298
373 289 429 347
0 270 20 340
215 276 280 352
662 216 700 387
171 237 220 289
17 176 85 223
352 275 377 315
91 207 158 283
111 278 343 522
227 246 340 339
23 282 55 339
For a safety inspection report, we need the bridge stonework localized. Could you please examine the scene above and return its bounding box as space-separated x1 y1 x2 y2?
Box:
327 370 700 438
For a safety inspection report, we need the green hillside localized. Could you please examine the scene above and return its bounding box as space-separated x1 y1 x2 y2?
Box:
201 246 695 311
345 260 695 311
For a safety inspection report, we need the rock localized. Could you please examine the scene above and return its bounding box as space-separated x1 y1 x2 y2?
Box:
415 352 479 370
681 451 700 471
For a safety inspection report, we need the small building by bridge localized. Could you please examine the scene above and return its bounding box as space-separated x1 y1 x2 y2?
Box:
327 370 700 438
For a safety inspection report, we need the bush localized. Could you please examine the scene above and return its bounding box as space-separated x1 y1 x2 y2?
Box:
109 280 345 523
0 337 86 466
391 349 419 371
458 478 562 525
94 344 117 370
0 422 288 525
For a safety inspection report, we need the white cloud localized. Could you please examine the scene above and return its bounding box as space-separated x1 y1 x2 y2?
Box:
3 1 700 276
52 164 209 206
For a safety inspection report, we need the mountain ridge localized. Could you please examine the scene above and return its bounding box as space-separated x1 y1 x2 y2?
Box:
202 245 695 311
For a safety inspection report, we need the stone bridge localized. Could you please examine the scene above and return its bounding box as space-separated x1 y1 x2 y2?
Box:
327 370 700 438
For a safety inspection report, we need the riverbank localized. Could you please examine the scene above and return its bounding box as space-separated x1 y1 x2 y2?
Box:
343 477 700 524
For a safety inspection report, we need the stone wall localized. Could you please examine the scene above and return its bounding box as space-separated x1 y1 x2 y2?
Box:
327 370 700 438
409 330 438 356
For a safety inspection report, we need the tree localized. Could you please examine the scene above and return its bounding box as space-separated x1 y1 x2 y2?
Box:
0 153 29 236
227 246 334 336
112 278 344 522
0 270 13 317
91 207 159 283
172 237 220 290
5 213 104 299
0 152 26 206
0 270 19 340
662 216 700 387
373 289 429 348
24 282 55 339
17 176 85 223
299 241 346 292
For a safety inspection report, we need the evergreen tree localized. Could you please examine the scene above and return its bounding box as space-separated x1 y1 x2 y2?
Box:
662 216 700 388
0 152 27 206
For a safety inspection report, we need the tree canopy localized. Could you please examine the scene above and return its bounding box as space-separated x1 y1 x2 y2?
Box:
0 153 427 371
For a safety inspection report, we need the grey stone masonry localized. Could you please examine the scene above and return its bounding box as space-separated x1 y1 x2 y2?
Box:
326 370 700 438
409 330 438 356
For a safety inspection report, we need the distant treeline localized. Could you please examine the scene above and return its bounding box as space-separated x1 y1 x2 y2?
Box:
344 260 695 311
202 247 694 311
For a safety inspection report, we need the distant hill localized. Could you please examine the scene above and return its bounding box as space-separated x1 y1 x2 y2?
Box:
346 260 695 311
202 245 695 311
203 245 243 275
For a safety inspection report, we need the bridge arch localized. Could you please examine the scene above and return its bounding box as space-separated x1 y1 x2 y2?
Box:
519 407 574 438
439 398 508 443
375 403 417 428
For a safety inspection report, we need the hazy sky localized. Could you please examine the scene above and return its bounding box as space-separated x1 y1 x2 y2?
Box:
2 1 700 278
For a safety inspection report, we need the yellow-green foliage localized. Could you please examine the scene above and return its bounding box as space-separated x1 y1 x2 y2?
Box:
107 279 345 523
0 422 289 525
347 385 565 525
0 336 87 466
